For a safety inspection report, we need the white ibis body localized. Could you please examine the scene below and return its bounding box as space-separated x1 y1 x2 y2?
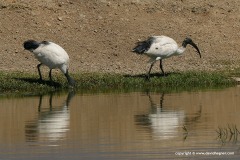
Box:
132 36 201 79
23 40 75 86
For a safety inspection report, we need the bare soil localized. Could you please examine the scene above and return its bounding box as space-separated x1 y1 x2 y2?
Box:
0 0 240 75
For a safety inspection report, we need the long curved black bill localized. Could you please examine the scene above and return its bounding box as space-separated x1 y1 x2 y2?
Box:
189 41 201 58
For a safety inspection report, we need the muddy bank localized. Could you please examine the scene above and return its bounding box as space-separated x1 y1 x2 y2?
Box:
0 0 239 75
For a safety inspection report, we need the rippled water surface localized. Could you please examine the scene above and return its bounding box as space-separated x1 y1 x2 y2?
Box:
1 87 240 159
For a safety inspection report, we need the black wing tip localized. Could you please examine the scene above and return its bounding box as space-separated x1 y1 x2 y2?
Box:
40 41 50 45
132 46 145 54
132 39 152 54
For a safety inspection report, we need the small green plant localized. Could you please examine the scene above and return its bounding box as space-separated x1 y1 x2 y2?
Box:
216 124 240 144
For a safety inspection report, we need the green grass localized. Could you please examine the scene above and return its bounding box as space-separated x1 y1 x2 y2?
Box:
227 68 240 77
0 70 236 96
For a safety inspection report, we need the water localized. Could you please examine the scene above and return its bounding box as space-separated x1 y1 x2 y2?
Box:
1 87 240 159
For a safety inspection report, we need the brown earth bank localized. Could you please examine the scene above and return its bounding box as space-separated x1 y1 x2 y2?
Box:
0 0 240 75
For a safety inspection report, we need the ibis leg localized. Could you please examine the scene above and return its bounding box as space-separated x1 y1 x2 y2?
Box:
147 61 155 80
37 63 43 81
64 69 76 87
160 59 165 76
49 69 53 82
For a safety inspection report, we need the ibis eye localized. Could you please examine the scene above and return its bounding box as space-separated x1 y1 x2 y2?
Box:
155 47 158 50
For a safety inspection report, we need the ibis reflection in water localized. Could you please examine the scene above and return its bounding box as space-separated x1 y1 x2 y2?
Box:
135 92 202 140
25 91 75 143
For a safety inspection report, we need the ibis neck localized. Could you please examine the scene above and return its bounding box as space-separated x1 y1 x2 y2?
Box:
176 46 186 55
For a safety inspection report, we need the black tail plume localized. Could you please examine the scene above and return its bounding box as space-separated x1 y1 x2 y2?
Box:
132 42 149 54
132 37 154 54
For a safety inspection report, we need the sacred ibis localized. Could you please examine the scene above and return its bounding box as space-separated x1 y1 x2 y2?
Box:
23 40 75 86
132 36 201 79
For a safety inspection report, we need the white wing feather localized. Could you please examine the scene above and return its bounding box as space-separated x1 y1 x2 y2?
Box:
145 36 179 59
33 42 69 69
